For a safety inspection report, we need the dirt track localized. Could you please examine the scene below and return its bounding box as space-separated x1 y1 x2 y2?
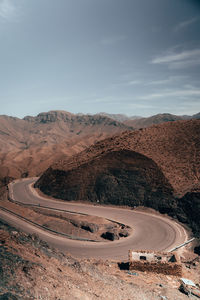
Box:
0 178 188 260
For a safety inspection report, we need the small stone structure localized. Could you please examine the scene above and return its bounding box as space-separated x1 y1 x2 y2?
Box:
129 250 182 276
179 278 200 297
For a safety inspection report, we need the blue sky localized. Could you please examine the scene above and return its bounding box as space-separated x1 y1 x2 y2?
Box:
0 0 200 118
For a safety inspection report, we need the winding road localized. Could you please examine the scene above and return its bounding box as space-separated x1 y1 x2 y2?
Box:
0 178 188 260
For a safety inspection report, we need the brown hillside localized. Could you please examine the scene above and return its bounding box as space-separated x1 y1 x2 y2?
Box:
0 110 133 184
36 149 175 213
41 119 200 196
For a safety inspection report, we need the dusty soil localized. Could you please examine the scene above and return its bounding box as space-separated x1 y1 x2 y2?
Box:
0 218 199 300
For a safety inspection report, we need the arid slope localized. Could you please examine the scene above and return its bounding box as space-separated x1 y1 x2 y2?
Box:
37 119 200 196
36 150 175 213
0 110 132 184
1 219 195 300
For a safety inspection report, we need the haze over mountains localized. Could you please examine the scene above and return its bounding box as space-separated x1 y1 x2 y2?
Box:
123 112 200 128
100 111 200 128
97 112 142 122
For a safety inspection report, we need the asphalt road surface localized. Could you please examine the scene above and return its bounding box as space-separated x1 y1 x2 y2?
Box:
0 178 188 260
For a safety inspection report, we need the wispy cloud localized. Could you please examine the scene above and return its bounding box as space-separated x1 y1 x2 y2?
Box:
174 17 199 32
126 80 141 86
152 49 200 64
151 48 200 69
140 88 200 100
110 79 141 90
101 35 126 46
0 0 17 21
146 75 187 86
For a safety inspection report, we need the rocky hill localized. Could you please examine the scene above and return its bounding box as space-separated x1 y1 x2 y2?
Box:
37 119 200 196
36 149 175 213
35 119 200 234
0 110 133 185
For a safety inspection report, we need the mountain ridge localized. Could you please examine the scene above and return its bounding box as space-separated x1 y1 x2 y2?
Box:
0 111 133 185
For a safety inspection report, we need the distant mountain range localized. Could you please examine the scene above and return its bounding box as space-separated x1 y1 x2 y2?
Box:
97 112 142 122
98 112 200 128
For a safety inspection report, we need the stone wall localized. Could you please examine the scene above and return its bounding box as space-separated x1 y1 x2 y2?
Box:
129 250 182 276
129 261 182 276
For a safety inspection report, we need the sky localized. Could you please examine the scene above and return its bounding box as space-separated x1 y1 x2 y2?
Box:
0 0 200 118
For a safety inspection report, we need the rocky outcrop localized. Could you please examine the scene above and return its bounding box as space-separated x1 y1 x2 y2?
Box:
24 110 132 129
101 231 119 241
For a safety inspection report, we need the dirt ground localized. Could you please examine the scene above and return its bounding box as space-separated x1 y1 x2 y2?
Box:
1 194 200 299
0 219 199 300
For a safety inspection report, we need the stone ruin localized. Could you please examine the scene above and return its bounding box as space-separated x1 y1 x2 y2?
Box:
129 250 182 276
